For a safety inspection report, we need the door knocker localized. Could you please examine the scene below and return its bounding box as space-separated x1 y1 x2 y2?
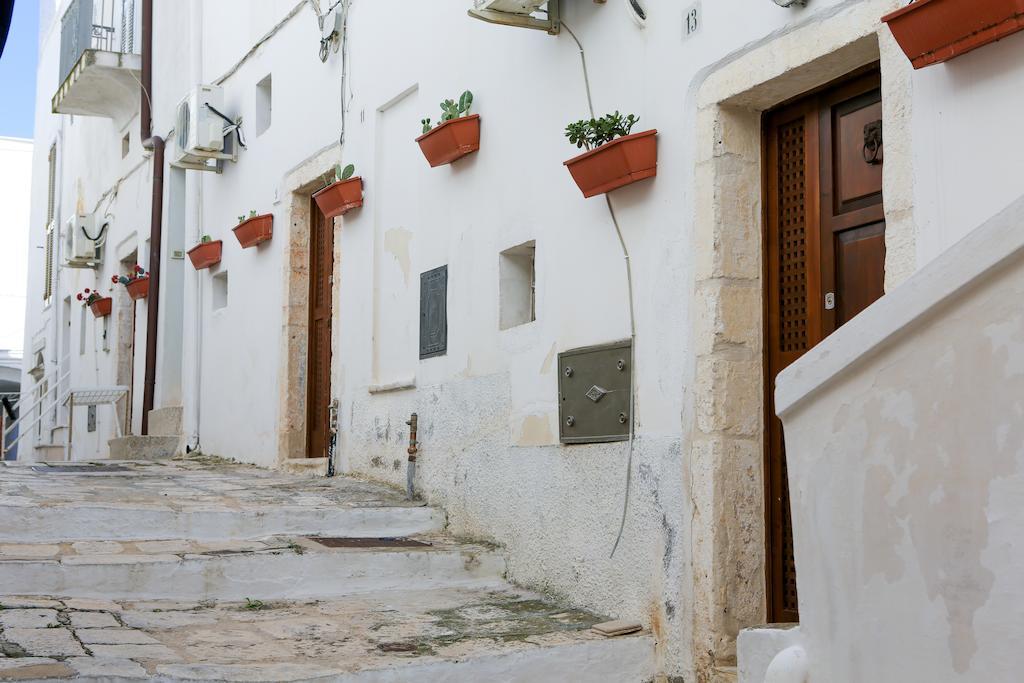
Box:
863 120 883 165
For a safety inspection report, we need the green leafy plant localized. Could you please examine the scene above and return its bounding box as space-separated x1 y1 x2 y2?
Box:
237 215 245 224
565 111 640 150
244 597 266 611
75 288 104 307
200 235 212 244
248 210 257 219
336 163 355 182
422 90 473 133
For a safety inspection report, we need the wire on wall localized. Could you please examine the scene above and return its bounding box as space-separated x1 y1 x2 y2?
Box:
562 21 639 559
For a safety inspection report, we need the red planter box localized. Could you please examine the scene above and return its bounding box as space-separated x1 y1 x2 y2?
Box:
233 214 273 248
564 129 658 198
883 0 1024 69
313 177 363 219
126 277 149 300
90 297 112 318
188 240 223 270
416 114 481 167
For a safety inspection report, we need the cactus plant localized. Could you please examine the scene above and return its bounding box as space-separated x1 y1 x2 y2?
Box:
422 90 474 131
336 163 355 181
565 112 640 150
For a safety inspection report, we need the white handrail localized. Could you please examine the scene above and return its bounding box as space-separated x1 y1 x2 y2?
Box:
2 357 72 459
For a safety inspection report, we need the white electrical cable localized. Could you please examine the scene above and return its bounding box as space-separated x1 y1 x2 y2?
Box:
562 21 638 558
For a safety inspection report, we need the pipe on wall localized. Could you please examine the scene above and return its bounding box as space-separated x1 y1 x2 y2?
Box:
140 0 162 434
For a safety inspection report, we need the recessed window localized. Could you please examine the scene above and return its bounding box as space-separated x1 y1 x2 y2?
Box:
212 271 228 311
121 133 130 158
499 241 536 330
255 74 272 136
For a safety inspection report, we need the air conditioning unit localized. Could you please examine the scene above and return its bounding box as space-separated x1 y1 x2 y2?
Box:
64 213 103 268
468 0 559 33
171 84 237 171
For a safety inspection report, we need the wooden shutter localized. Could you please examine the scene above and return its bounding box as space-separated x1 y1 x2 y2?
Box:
306 203 334 458
43 145 57 304
419 266 447 359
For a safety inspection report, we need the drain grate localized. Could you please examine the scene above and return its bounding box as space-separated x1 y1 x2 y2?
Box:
31 464 131 473
307 537 432 549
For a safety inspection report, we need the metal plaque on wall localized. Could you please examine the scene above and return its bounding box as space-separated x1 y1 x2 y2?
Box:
558 340 632 444
420 265 448 359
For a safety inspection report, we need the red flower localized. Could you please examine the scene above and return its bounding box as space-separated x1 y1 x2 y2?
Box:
76 293 83 301
112 276 119 283
84 288 90 294
135 265 143 273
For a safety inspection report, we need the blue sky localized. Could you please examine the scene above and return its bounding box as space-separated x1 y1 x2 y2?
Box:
0 0 38 139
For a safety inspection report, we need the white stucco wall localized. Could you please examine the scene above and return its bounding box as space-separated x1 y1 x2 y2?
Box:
775 195 1024 683
0 137 32 354
20 0 1024 678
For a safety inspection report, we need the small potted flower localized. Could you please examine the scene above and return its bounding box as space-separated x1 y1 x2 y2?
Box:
312 164 363 219
416 91 479 167
233 209 273 249
77 288 112 318
112 265 149 300
563 112 657 198
187 235 222 270
882 0 1024 69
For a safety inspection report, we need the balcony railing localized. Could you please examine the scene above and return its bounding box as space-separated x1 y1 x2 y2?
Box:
58 0 137 88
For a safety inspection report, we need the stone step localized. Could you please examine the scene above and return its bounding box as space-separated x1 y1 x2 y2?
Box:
146 406 183 437
0 587 655 681
107 435 180 460
0 535 506 601
32 444 66 462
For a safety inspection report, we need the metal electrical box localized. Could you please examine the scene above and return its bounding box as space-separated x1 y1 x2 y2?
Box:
558 340 632 444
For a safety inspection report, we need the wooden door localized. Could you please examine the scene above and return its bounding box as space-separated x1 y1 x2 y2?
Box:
306 202 334 458
764 70 885 622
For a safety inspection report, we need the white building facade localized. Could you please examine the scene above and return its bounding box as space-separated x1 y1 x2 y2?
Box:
18 0 1024 680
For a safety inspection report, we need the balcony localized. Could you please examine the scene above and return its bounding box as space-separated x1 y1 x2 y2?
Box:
51 0 141 120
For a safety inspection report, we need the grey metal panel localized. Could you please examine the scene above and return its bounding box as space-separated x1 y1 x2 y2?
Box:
419 266 447 359
59 0 94 86
558 340 631 444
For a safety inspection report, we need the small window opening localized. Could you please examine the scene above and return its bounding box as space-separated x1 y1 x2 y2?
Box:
255 74 272 137
499 241 536 330
121 133 130 158
212 271 228 311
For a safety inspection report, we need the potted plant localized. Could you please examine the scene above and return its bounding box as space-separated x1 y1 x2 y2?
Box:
112 265 149 300
77 288 111 318
882 0 1024 69
187 235 222 270
312 164 363 219
233 209 273 248
416 91 480 167
563 112 658 198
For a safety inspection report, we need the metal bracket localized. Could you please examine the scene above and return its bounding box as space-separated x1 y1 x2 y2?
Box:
468 0 560 35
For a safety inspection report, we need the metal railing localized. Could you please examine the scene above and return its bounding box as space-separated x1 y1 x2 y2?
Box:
1 357 72 461
59 0 137 86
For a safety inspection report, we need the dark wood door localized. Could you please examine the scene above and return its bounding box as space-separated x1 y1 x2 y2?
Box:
764 70 885 623
306 202 334 458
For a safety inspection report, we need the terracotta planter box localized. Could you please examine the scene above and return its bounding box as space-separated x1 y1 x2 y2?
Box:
126 277 149 300
188 240 223 270
89 297 112 318
564 129 658 198
313 177 363 219
882 0 1024 69
416 114 481 167
233 214 273 248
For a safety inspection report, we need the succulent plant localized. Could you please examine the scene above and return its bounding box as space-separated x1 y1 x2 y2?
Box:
201 235 212 244
423 90 474 130
335 163 355 181
565 111 640 150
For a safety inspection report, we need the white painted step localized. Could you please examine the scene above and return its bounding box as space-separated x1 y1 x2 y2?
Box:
1 499 444 543
0 536 506 601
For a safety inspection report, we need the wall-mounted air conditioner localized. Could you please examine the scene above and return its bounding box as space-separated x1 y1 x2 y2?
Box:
170 84 239 172
64 213 104 268
469 0 559 33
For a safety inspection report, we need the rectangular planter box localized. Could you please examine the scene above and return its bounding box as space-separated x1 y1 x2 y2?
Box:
89 297 112 318
126 277 149 300
883 0 1024 69
188 240 223 270
564 129 658 198
233 214 273 248
313 177 363 219
416 114 481 167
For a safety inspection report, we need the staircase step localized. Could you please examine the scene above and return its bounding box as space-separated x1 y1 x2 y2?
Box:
0 535 506 601
107 435 179 460
0 587 655 681
146 406 182 437
32 444 66 462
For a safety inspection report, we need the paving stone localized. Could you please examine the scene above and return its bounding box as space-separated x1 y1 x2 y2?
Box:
62 553 180 566
197 540 268 553
154 663 344 681
120 610 219 629
87 643 178 661
62 598 122 613
70 541 125 555
0 610 60 629
68 612 120 629
3 629 86 657
0 658 73 681
66 657 148 679
0 598 62 609
134 540 193 554
77 629 159 645
0 545 60 558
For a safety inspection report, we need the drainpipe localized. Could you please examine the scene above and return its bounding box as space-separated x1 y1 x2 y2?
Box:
140 0 162 434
